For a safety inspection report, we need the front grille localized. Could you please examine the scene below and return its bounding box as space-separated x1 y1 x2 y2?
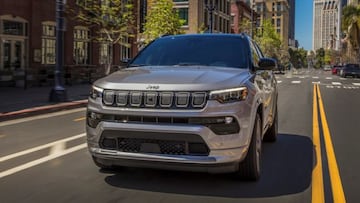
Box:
88 113 240 135
99 131 210 156
118 138 186 155
103 90 207 109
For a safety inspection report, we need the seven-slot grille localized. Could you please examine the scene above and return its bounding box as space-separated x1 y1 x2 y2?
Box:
103 90 207 109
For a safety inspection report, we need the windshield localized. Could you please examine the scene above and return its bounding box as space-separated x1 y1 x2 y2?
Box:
130 35 249 69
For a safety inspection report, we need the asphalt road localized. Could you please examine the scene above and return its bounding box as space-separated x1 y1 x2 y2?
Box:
0 69 359 203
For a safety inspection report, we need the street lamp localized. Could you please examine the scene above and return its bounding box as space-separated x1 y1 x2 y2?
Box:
49 0 67 102
205 0 218 33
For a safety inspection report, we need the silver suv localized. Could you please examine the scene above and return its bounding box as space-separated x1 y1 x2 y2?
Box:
86 34 278 180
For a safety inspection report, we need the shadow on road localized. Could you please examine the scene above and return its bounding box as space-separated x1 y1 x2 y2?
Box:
104 134 314 198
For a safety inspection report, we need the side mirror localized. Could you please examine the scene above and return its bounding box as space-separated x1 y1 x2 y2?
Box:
258 58 277 71
119 58 132 69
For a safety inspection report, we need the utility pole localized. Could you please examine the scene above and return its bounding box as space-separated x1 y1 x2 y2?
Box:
50 0 67 102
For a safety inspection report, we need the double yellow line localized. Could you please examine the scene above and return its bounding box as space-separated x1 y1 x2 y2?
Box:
312 84 346 203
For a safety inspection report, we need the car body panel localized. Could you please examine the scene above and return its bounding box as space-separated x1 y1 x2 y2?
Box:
86 34 278 174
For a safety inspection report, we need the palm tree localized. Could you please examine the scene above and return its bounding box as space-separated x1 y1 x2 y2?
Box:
342 5 360 63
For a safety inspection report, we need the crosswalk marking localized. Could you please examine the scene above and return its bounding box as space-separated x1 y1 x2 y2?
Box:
353 83 360 86
326 77 333 80
313 76 319 79
291 81 301 84
277 81 282 84
332 82 341 85
312 81 321 84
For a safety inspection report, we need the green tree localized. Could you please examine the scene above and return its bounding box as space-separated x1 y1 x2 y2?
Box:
342 5 360 31
315 48 325 68
72 0 135 75
254 19 282 58
342 5 360 62
324 49 334 65
254 19 283 64
143 0 185 44
289 48 308 69
238 18 252 35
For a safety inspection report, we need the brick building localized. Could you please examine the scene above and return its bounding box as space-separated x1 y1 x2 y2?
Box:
0 0 137 87
230 0 255 34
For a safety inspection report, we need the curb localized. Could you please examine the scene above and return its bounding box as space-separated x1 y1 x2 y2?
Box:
0 99 88 121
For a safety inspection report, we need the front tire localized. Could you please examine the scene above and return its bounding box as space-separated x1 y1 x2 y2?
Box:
234 114 262 180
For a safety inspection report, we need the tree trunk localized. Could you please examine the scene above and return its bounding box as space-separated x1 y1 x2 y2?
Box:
105 63 112 75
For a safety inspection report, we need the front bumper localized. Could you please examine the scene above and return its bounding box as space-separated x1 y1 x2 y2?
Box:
86 97 255 173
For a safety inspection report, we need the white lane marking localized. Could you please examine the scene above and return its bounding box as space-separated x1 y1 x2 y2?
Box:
353 83 360 86
0 108 86 127
0 133 86 162
49 142 66 155
0 143 87 179
326 77 333 80
332 82 342 86
277 81 282 84
291 81 301 84
312 76 319 79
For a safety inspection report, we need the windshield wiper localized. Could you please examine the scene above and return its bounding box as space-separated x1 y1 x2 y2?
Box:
128 64 147 67
173 63 207 66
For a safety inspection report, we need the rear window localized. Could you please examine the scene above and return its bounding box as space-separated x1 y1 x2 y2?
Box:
130 35 249 69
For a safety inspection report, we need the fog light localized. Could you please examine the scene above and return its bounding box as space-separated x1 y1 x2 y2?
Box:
87 112 102 128
225 117 233 124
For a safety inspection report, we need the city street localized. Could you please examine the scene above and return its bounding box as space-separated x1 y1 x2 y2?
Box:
1 69 360 203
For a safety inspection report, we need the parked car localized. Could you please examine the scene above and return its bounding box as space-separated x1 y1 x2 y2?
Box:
340 64 360 78
332 65 343 75
86 33 278 180
323 65 332 71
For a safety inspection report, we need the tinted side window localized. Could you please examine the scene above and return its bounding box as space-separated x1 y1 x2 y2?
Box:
249 41 260 68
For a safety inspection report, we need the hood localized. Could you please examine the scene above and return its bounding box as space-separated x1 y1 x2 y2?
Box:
94 66 251 91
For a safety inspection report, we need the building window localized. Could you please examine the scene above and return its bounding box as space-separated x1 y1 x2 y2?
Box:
276 18 281 27
73 26 90 65
41 22 56 65
120 37 131 60
3 20 26 36
99 42 111 65
178 8 189 26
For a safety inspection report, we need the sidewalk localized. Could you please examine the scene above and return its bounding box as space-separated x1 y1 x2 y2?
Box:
0 84 90 121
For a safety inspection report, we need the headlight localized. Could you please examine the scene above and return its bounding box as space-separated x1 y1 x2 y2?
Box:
209 87 248 103
90 86 103 99
103 90 115 105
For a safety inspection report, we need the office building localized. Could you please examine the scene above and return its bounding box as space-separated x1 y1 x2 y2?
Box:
253 0 291 47
313 0 343 51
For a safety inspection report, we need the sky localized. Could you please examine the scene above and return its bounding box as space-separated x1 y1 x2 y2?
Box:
295 0 313 50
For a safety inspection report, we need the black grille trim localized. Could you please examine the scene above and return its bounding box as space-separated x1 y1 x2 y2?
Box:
100 130 210 156
103 90 208 109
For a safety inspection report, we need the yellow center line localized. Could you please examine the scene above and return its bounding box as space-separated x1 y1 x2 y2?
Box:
316 84 346 203
73 117 86 122
312 84 325 203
